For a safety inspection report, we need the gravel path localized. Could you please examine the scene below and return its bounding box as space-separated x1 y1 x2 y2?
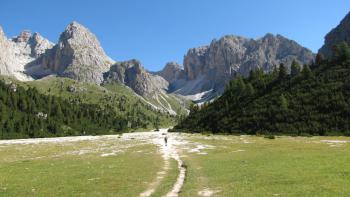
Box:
0 129 187 196
138 129 186 197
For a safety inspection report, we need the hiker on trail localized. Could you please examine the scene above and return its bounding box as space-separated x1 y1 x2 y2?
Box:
164 135 168 146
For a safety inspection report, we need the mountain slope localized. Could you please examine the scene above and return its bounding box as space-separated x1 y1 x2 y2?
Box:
26 22 114 83
104 59 188 115
319 11 350 57
0 77 127 139
0 27 53 81
0 22 185 114
0 75 177 139
172 43 350 135
154 62 185 84
158 34 315 102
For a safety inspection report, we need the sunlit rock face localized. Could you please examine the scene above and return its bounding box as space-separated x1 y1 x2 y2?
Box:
0 27 53 81
27 21 114 84
157 34 314 102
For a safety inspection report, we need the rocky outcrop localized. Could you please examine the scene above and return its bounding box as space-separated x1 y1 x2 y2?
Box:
10 30 54 61
0 26 14 76
105 59 168 96
164 34 315 102
0 28 53 80
28 32 55 58
155 61 185 83
319 11 350 57
27 22 114 84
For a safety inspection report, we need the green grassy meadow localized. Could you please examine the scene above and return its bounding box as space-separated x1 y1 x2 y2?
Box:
177 134 350 196
0 135 172 196
0 133 349 196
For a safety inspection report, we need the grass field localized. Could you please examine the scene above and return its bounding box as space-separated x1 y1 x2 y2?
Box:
176 134 350 196
1 132 349 196
0 133 178 197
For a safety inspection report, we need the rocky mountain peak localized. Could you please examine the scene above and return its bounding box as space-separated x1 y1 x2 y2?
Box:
125 59 144 73
31 32 47 43
216 35 249 44
27 21 114 84
155 62 185 83
12 30 32 43
60 21 92 41
0 27 41 80
28 32 54 58
7 30 54 59
319 11 350 57
165 61 181 70
105 59 168 96
170 33 315 102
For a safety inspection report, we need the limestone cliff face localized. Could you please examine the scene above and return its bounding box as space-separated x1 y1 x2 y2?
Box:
12 31 54 58
170 34 315 101
0 28 53 80
27 22 114 84
105 59 169 97
155 62 185 83
1 21 316 105
319 11 350 57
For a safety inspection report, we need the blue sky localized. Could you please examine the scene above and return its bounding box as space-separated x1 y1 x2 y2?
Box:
1 0 349 71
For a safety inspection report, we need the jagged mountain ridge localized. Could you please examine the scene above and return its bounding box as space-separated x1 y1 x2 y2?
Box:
157 34 315 102
0 27 53 81
154 62 185 84
0 22 184 114
104 59 169 97
26 22 114 84
319 11 350 57
1 21 315 107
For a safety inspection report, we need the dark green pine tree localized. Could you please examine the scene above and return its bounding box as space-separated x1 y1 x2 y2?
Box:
290 60 301 77
301 64 312 79
279 94 288 111
278 63 287 80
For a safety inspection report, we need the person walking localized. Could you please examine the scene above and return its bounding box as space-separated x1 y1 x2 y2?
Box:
164 135 168 146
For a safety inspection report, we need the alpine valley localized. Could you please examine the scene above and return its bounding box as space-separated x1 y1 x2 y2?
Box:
173 11 350 136
2 2 350 196
0 11 348 138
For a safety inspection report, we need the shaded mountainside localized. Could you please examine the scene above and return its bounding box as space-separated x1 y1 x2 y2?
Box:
172 43 350 136
157 34 315 103
319 11 350 58
0 75 178 139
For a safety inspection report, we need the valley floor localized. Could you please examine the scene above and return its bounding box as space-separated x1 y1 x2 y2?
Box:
0 130 349 196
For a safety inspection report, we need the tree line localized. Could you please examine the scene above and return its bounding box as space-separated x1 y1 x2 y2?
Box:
172 42 350 136
0 81 131 139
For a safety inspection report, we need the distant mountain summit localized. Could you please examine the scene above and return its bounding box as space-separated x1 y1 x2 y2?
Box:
0 27 53 80
12 30 54 58
1 21 314 105
319 11 350 57
105 59 169 97
27 21 114 83
157 34 315 102
155 62 185 84
0 22 184 115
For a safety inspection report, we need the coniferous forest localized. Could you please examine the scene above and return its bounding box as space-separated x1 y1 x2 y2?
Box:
0 81 131 139
172 43 350 136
